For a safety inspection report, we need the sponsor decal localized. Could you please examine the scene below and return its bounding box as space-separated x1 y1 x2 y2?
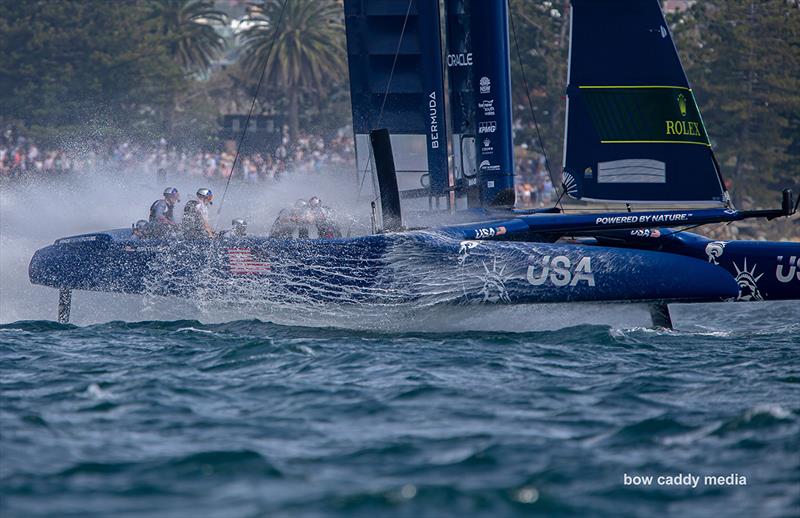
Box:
776 255 800 283
428 91 439 149
562 171 579 197
478 99 495 116
481 138 494 156
527 255 595 287
595 213 691 225
474 226 507 240
630 228 661 238
733 259 763 301
477 257 511 303
457 240 480 266
677 93 688 117
457 241 510 303
227 247 271 275
584 167 593 179
478 160 500 172
665 120 701 137
479 76 491 94
123 245 166 253
58 235 97 244
705 241 727 265
478 120 497 134
447 52 473 67
660 25 668 38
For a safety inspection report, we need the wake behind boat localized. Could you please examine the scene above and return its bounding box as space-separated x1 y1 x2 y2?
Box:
28 0 800 327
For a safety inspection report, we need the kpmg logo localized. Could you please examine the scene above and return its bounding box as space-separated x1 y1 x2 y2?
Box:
478 120 496 134
479 76 491 94
447 52 472 67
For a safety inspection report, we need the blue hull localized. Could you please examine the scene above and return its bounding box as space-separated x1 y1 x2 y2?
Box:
29 227 799 307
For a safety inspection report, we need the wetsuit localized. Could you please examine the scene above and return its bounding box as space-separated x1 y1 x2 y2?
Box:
149 199 176 238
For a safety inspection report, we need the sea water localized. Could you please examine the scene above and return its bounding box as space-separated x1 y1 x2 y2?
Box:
1 303 798 517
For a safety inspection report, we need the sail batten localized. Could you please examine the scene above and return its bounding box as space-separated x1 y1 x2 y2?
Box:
563 0 728 206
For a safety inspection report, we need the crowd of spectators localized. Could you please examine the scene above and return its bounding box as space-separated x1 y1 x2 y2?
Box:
0 127 356 183
515 148 557 207
0 131 78 178
2 126 555 206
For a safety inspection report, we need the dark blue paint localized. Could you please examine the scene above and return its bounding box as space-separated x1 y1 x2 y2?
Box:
470 0 515 207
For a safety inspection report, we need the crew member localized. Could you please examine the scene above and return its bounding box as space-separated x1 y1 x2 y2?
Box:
132 219 150 239
270 207 294 238
309 196 342 238
270 199 313 239
182 188 216 238
149 187 180 238
232 218 247 237
293 199 313 239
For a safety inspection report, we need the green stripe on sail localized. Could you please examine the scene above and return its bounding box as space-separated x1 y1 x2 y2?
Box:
578 86 710 146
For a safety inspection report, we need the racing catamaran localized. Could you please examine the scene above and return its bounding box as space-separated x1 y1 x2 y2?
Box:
29 0 799 327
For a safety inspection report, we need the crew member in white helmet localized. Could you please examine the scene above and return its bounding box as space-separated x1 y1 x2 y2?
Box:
182 188 216 238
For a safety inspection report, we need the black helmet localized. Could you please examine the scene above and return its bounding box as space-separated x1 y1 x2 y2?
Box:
163 187 178 197
308 196 321 207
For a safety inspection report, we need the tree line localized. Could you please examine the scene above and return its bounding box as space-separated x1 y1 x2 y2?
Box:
0 0 797 207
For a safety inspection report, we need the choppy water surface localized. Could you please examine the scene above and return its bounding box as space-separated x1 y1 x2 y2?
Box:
1 302 799 518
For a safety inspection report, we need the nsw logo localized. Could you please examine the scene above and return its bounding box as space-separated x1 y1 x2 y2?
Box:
479 76 491 94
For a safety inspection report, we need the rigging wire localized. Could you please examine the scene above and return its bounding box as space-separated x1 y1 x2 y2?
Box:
355 0 414 201
217 0 288 216
507 0 562 211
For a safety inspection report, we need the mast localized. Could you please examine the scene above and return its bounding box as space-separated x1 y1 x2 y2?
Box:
470 0 515 208
443 0 478 208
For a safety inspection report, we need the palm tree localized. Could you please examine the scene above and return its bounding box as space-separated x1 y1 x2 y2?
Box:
239 0 346 141
147 0 229 74
147 0 228 140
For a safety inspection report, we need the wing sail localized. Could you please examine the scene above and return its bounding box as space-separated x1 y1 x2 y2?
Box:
563 0 728 205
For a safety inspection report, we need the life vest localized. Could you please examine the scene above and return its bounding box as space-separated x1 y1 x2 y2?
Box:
149 199 174 223
182 200 204 237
